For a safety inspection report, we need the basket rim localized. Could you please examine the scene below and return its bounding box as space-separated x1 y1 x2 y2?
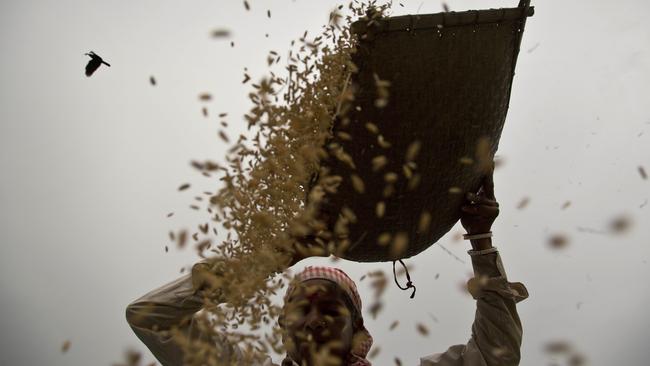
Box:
352 6 534 34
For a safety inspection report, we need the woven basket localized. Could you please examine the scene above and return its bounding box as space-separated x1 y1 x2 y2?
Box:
313 3 534 262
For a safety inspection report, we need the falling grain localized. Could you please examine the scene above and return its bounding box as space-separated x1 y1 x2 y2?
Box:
416 323 429 336
517 197 530 210
61 340 71 353
377 232 391 246
178 183 191 191
365 122 379 134
405 140 421 161
375 201 386 218
548 234 569 249
368 347 381 359
609 215 632 233
371 155 388 171
211 29 231 38
350 174 365 193
418 211 431 233
218 130 230 143
638 166 647 180
390 232 409 258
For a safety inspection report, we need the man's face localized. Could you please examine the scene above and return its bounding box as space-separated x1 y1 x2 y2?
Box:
282 279 356 366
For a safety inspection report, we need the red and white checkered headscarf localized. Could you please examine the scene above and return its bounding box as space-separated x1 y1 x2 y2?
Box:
283 266 373 366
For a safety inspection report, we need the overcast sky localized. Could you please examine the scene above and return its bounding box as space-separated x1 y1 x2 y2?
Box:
1 0 649 365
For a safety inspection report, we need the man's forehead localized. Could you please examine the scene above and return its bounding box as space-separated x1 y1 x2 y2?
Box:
291 279 344 302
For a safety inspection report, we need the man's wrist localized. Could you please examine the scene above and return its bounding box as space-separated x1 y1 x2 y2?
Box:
470 237 493 251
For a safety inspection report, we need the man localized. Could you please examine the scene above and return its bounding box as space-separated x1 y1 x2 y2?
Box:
126 170 528 365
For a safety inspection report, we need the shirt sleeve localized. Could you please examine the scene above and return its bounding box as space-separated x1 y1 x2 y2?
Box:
420 247 529 366
125 263 242 366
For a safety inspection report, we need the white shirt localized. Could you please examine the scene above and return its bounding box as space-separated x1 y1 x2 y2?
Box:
126 247 528 366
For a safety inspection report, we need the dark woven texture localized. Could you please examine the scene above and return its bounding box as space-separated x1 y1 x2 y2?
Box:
316 5 533 262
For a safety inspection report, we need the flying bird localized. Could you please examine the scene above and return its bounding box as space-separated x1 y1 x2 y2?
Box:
84 51 110 77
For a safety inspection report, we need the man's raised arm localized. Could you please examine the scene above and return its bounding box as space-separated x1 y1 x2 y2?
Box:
420 169 529 366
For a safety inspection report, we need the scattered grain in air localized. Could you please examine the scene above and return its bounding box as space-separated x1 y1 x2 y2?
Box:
548 234 569 249
368 302 383 319
337 131 352 140
442 2 450 12
377 232 391 246
384 172 398 183
61 340 71 353
402 164 413 179
561 201 572 210
389 320 399 330
459 156 474 165
167 212 174 218
407 174 421 190
267 10 271 18
490 347 507 357
199 93 212 101
368 347 381 359
168 231 175 241
149 76 156 86
568 353 587 366
448 186 462 194
165 246 169 253
377 134 391 148
517 197 530 209
242 73 251 83
406 140 422 161
220 121 228 127
211 29 231 38
350 174 365 193
374 98 388 108
609 215 632 233
243 0 250 10
638 166 647 180
435 273 440 279
218 130 230 143
202 107 208 117
177 230 188 248
418 211 431 233
494 156 506 169
218 112 228 118
544 341 572 354
395 357 403 366
365 122 379 134
416 323 430 336
390 232 409 257
371 155 387 171
230 41 235 47
383 184 395 198
178 183 191 191
375 201 386 218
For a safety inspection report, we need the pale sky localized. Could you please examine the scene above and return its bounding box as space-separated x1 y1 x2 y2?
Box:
1 1 649 365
